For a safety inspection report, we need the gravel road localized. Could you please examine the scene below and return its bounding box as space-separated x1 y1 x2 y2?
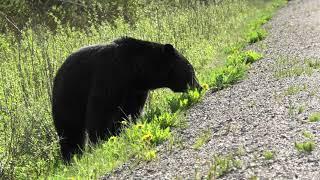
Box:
103 0 320 179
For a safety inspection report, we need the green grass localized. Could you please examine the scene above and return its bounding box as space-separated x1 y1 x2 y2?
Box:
294 141 316 153
302 131 315 139
306 58 320 69
274 57 320 79
298 105 305 114
207 154 242 179
274 64 313 79
308 112 320 122
249 176 259 180
246 13 271 44
295 131 316 153
0 0 287 179
263 150 274 160
288 101 295 117
193 130 212 150
284 84 307 96
247 28 268 44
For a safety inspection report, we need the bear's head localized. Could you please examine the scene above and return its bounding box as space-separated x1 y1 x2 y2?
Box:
140 43 202 93
163 44 202 92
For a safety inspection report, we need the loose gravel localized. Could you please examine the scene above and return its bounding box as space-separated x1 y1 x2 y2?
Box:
103 0 320 179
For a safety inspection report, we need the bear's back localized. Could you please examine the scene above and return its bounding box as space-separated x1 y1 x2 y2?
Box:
53 44 115 100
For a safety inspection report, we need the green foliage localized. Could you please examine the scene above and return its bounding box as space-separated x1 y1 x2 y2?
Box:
207 154 241 179
193 130 212 150
284 84 307 96
302 131 315 139
294 141 315 153
142 150 157 161
208 50 263 90
294 131 316 153
309 112 320 122
298 106 305 114
0 0 140 32
263 150 274 160
245 51 264 63
153 112 178 129
306 58 320 69
249 176 259 180
247 28 268 44
226 50 263 66
0 0 287 178
245 11 274 44
168 88 203 113
124 120 171 145
0 0 224 34
274 57 315 79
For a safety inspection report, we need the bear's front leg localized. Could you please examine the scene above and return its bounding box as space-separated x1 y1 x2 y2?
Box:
120 90 149 120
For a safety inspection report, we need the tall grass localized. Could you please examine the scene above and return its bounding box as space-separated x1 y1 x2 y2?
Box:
0 0 286 179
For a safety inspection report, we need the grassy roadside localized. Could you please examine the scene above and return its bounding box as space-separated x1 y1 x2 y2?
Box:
0 0 287 179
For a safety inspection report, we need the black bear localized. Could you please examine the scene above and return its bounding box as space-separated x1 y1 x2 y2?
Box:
52 37 202 162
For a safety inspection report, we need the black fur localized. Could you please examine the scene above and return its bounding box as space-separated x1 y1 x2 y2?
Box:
52 37 201 162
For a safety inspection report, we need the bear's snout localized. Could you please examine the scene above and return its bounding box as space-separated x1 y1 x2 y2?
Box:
190 78 202 92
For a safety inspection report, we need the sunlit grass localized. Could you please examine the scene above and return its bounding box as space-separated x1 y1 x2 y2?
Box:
295 141 316 153
193 129 212 150
207 154 242 179
309 112 320 122
0 0 287 178
263 150 274 160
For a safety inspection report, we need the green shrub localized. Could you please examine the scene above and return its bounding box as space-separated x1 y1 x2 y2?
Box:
309 112 320 122
295 141 316 153
263 150 274 160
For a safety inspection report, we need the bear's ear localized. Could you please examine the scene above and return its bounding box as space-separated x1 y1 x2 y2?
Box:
163 44 175 55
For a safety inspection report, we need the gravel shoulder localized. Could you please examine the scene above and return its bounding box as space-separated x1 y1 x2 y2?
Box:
104 0 320 179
